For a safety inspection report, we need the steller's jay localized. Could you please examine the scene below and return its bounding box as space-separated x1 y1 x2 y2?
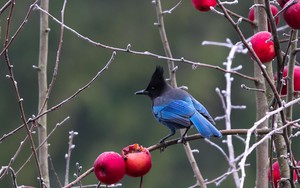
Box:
135 66 222 144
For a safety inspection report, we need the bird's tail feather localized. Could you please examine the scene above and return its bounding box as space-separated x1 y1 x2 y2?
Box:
190 112 222 138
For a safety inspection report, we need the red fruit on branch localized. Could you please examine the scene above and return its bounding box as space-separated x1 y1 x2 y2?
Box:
268 161 281 188
268 161 298 187
122 143 152 177
248 5 280 31
283 0 300 29
93 151 126 185
191 0 217 12
279 66 300 95
278 0 288 8
249 31 275 63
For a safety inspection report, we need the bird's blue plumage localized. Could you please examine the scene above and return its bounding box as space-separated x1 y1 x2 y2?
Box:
153 89 222 139
135 66 222 143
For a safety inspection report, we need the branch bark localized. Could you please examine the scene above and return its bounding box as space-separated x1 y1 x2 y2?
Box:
154 0 206 187
253 1 269 187
37 0 50 187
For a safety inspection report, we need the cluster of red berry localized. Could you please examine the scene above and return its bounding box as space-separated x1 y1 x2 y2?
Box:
191 0 300 64
268 161 299 188
248 1 300 64
192 0 300 95
93 144 152 185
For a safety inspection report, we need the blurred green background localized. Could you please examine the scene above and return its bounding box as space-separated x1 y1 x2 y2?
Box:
0 0 299 187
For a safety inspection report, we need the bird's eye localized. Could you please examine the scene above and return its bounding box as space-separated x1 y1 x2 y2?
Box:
151 86 155 90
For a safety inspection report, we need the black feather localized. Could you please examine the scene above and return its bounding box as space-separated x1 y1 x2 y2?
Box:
144 66 169 99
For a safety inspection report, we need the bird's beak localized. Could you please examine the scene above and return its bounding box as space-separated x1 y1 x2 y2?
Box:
135 89 149 95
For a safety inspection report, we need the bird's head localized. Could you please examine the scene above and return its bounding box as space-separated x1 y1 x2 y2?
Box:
135 66 167 99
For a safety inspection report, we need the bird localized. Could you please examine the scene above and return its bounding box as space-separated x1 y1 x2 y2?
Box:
135 66 222 145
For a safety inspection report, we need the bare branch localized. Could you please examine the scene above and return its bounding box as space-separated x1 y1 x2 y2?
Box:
49 155 63 187
0 166 18 188
153 0 206 187
63 167 94 188
2 1 43 186
162 0 183 14
33 4 258 82
16 116 70 175
65 131 78 186
147 128 271 152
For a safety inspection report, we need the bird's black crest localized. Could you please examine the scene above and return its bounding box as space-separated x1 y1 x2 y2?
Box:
150 66 165 83
142 66 168 99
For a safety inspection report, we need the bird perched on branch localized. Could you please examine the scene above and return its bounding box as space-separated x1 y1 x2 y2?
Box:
135 66 222 145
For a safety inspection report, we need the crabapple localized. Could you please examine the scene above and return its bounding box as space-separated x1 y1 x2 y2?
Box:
249 31 275 63
93 151 126 185
280 66 300 95
283 0 300 29
268 161 298 187
248 5 280 31
122 143 152 177
278 0 288 8
191 0 217 12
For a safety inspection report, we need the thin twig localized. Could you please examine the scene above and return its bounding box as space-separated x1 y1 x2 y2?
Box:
205 166 245 186
34 51 116 122
65 131 78 186
241 84 265 93
216 0 283 112
1 51 116 144
223 43 241 187
147 128 271 152
153 0 206 187
63 167 94 188
240 96 300 187
33 4 257 83
226 9 254 25
62 128 272 188
2 1 43 186
285 29 298 188
0 135 28 180
204 139 230 163
39 0 67 114
0 166 18 188
16 116 70 175
0 0 40 57
0 0 12 15
49 155 63 187
162 0 183 14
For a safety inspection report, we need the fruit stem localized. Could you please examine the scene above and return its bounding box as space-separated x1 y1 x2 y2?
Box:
139 176 143 188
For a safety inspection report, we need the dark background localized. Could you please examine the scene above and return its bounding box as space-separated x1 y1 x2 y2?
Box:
0 0 299 187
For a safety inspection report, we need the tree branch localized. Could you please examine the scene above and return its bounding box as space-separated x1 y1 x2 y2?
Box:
37 0 50 187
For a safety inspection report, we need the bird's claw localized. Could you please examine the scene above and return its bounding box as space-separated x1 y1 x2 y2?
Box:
179 137 187 145
159 140 167 152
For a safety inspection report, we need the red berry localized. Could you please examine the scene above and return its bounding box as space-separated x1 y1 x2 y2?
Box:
248 5 280 31
249 31 275 63
93 151 126 185
283 0 300 29
191 0 217 12
122 144 152 177
280 66 300 95
268 161 281 188
278 0 288 8
268 161 298 187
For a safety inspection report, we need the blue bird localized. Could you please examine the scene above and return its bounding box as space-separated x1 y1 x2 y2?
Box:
135 66 222 144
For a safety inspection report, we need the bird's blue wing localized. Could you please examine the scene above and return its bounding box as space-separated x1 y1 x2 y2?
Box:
191 96 216 125
153 96 222 138
190 112 222 138
190 96 222 138
153 99 194 128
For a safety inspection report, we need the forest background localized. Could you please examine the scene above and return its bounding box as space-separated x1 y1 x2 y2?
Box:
1 0 300 188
